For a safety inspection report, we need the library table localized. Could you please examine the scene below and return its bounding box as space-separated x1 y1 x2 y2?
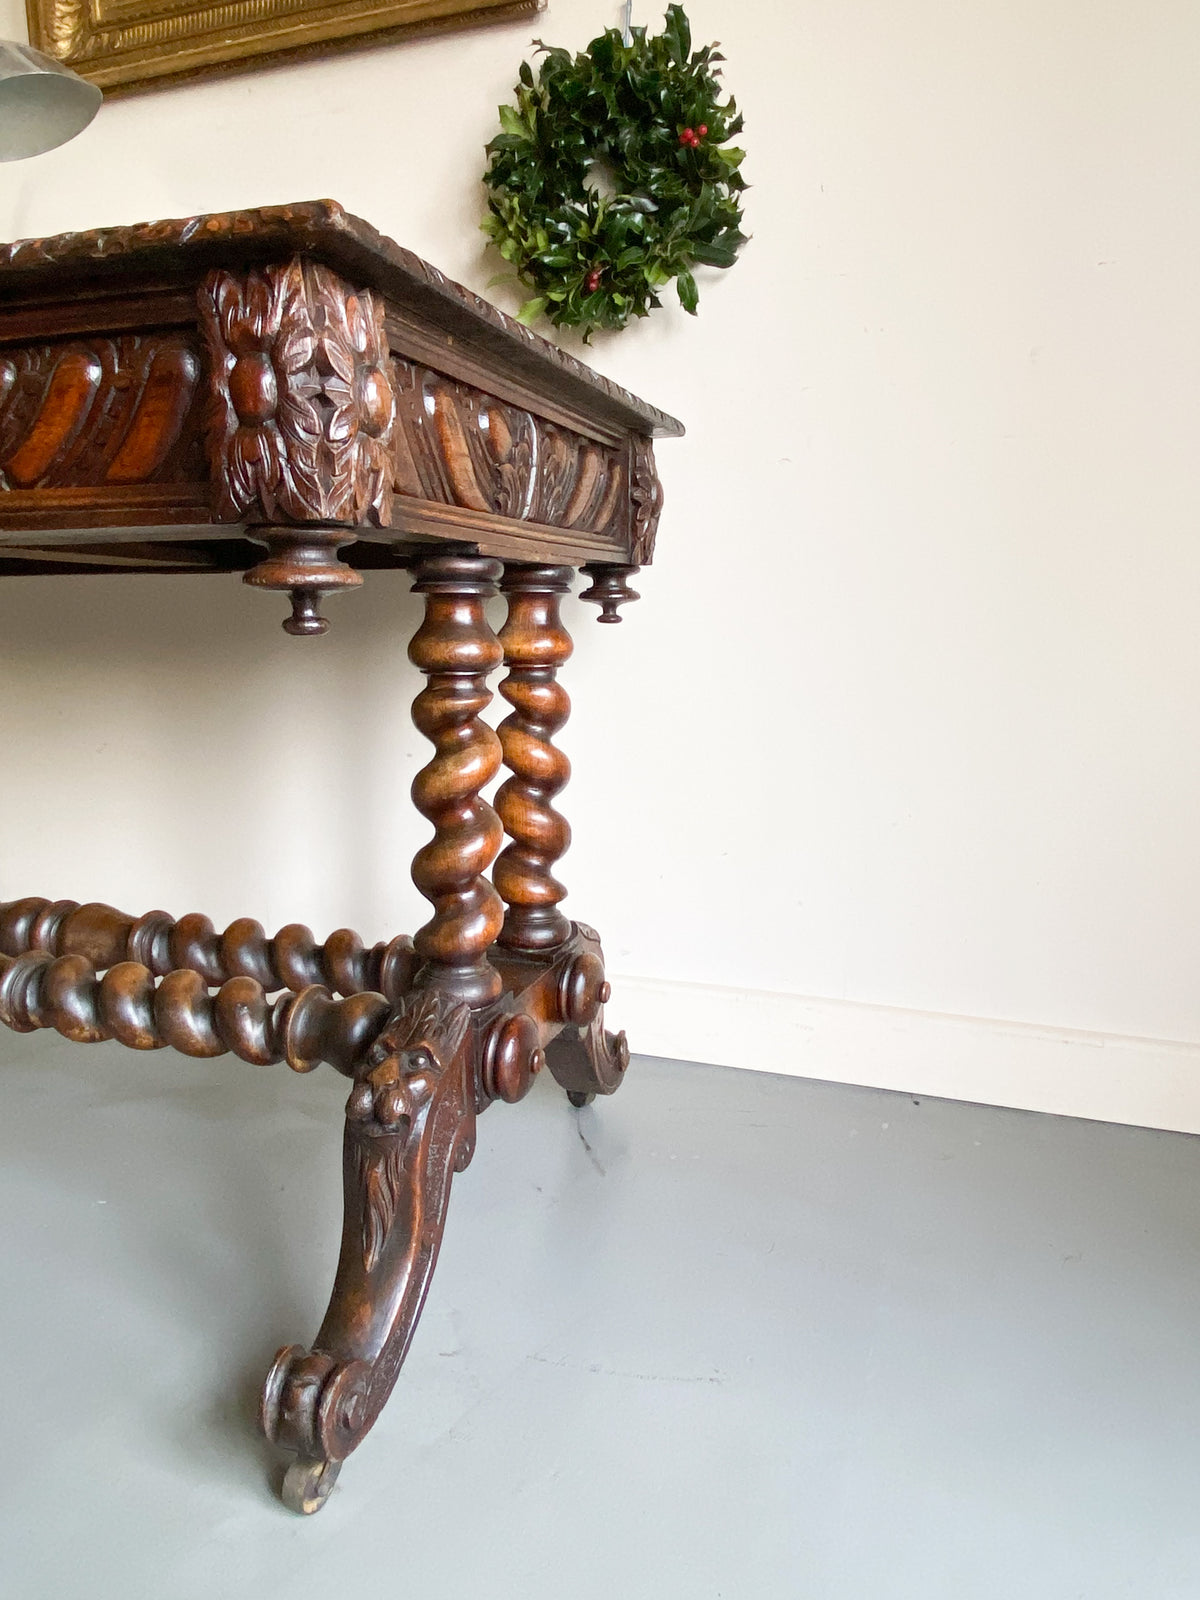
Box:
0 201 682 1512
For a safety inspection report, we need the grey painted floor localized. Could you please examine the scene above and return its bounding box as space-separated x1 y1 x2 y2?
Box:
3 1032 1200 1598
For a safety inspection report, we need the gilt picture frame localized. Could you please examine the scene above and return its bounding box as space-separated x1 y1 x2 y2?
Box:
25 0 543 94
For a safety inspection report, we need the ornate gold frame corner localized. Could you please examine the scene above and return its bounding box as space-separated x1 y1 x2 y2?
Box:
25 0 544 95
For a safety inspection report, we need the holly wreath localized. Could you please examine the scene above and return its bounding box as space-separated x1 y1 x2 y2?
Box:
482 4 747 338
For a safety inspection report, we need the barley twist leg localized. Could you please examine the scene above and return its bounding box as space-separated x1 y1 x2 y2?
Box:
494 563 575 954
407 554 506 1006
260 555 512 1510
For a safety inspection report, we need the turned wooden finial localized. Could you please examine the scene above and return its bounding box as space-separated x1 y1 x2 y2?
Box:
579 562 641 623
244 528 363 636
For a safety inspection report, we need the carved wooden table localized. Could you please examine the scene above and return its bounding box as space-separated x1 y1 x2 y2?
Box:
0 202 681 1513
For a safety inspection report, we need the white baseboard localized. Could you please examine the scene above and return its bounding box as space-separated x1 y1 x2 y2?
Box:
610 973 1200 1136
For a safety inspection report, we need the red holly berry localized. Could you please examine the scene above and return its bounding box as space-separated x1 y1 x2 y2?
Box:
698 124 708 138
586 269 603 293
680 127 696 146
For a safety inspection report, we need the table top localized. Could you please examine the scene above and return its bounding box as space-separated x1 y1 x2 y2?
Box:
0 200 682 580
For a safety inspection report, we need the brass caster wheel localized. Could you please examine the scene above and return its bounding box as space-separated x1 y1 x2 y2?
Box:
567 1090 595 1108
281 1456 341 1515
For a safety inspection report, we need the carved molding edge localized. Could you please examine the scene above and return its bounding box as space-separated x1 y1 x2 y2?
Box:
198 255 396 526
0 203 683 441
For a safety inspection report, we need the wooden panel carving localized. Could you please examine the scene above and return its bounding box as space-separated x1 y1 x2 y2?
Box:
199 256 395 527
0 196 674 1518
345 988 472 1271
391 359 626 537
0 335 202 490
27 0 543 95
0 203 684 444
630 432 664 565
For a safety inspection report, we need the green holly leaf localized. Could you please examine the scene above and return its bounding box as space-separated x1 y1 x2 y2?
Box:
483 5 746 337
663 5 692 64
689 240 738 268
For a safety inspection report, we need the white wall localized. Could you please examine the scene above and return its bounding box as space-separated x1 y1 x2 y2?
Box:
3 1 1200 1129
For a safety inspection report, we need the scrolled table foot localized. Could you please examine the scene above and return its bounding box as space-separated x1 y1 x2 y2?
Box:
547 1016 630 1100
259 987 478 1505
544 923 630 1101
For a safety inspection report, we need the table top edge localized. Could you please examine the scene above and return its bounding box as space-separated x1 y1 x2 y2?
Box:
0 198 686 442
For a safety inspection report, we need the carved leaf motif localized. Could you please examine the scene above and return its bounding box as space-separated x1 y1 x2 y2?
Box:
378 988 472 1067
481 401 537 519
199 257 394 526
360 1140 406 1274
311 263 395 525
390 357 625 537
630 434 664 564
529 428 574 524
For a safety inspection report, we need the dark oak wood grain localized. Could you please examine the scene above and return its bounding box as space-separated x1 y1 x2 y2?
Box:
0 202 679 632
0 203 677 1512
0 334 203 488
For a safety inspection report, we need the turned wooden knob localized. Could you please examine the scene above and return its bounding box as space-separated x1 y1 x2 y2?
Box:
557 951 608 1027
580 563 640 623
482 1011 543 1104
244 528 363 635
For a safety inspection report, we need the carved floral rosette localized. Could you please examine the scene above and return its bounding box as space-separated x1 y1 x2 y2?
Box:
199 256 396 526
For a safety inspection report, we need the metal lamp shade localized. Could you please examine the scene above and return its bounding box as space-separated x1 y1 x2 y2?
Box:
0 41 101 162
